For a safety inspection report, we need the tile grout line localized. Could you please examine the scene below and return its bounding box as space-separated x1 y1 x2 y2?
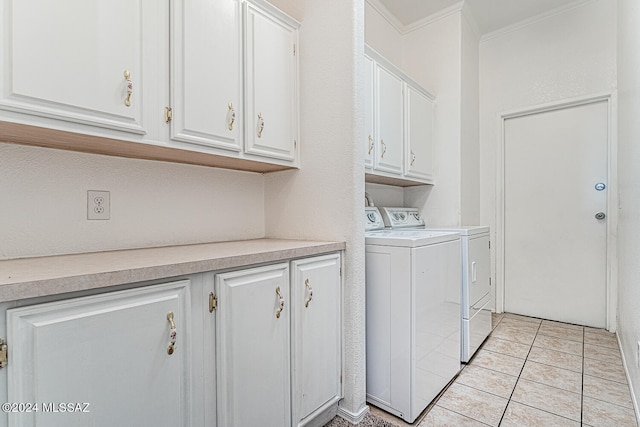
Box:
496 317 542 426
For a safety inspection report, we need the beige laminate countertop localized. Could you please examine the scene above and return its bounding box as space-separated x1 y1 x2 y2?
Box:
0 239 345 302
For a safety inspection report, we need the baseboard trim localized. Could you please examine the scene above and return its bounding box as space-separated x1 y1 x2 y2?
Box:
617 333 640 423
337 403 369 424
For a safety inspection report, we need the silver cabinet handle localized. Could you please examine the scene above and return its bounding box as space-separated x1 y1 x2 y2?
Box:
304 278 313 308
227 102 236 131
595 212 606 220
167 311 177 355
257 113 265 138
123 70 133 107
380 140 386 158
275 286 285 318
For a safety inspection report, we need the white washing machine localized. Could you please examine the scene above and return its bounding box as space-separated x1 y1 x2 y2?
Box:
365 207 461 423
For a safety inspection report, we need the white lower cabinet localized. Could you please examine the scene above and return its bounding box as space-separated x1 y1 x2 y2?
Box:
216 263 292 427
1 253 341 427
291 253 341 427
6 277 209 427
216 254 342 427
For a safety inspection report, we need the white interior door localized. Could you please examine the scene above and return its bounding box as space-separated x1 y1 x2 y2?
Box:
503 100 608 328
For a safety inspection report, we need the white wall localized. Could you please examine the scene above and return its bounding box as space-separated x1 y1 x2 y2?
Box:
478 0 617 310
264 0 367 420
617 0 640 414
0 142 264 259
460 9 480 225
402 13 463 226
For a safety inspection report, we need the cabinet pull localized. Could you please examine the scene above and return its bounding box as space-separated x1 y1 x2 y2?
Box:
123 70 133 107
227 102 236 131
410 150 416 166
304 278 313 308
368 135 374 155
167 312 177 355
380 140 387 158
257 113 265 138
275 286 285 319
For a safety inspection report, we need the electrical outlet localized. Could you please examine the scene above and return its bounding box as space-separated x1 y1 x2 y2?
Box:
87 190 110 220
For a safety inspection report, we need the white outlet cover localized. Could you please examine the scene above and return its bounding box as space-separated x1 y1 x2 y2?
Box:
87 190 110 220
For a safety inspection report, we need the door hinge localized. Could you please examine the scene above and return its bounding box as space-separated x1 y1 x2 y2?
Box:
293 44 296 56
165 106 173 123
489 277 492 287
294 139 297 149
209 292 217 313
489 241 491 249
0 338 7 368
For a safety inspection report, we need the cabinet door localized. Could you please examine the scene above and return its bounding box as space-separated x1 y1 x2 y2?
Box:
216 263 291 427
291 254 341 426
364 56 375 169
0 0 158 136
170 0 242 152
244 1 299 162
375 65 403 175
6 280 192 427
405 84 434 183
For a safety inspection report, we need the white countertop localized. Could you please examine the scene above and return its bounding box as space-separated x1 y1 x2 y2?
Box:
0 239 345 302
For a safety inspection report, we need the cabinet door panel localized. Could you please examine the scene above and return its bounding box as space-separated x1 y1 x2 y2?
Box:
364 56 375 169
216 263 291 427
0 0 152 135
171 0 242 151
375 65 403 175
405 85 434 182
291 254 341 425
6 280 191 427
244 2 298 162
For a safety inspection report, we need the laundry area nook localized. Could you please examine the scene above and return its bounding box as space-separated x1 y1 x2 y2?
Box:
1 0 640 426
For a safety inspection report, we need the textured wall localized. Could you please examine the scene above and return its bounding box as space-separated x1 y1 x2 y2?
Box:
0 143 265 259
478 0 617 311
617 0 640 415
460 10 480 225
401 13 463 226
264 0 367 420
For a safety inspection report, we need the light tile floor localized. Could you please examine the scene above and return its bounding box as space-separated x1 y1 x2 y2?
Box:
370 312 639 427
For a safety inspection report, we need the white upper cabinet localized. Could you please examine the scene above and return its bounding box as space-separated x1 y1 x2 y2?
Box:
365 46 436 186
374 64 404 176
0 0 161 138
244 0 299 162
170 0 242 152
364 55 375 169
0 0 299 172
404 84 434 182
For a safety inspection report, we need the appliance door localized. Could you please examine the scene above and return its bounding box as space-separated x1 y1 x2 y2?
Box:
467 234 491 310
463 292 492 362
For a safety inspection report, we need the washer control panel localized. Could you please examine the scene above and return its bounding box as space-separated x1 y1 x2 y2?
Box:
365 207 385 231
379 207 425 229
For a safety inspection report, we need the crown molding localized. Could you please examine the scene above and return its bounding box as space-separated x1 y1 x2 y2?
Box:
480 0 596 43
403 1 464 34
366 0 464 35
366 0 405 34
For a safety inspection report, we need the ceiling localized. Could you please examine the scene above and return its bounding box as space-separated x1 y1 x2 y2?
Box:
374 0 584 34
